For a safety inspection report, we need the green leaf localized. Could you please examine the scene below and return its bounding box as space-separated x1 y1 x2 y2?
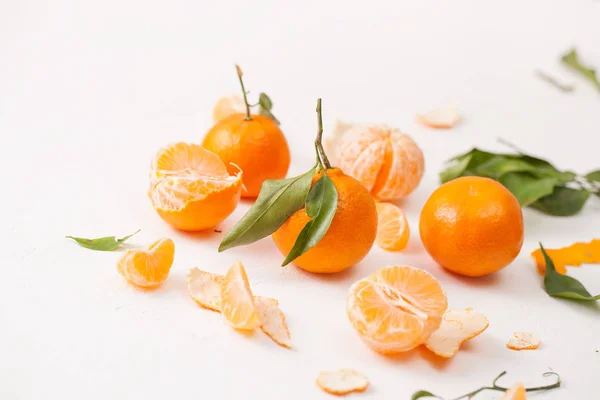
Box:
440 152 473 183
531 186 590 216
258 92 280 125
541 244 600 301
499 172 558 206
474 156 540 179
219 168 315 251
282 174 338 266
586 170 600 182
440 148 496 183
561 48 600 92
66 229 140 251
411 391 438 400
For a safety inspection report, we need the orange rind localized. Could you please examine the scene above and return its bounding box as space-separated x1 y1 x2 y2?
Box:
212 95 247 122
220 261 260 330
501 382 527 399
186 268 224 312
346 265 447 354
255 296 292 349
531 239 600 275
507 332 540 351
424 308 489 358
416 105 461 129
375 202 410 251
116 238 175 288
316 369 369 396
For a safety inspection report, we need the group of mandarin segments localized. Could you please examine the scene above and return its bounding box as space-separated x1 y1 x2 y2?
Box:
112 65 550 399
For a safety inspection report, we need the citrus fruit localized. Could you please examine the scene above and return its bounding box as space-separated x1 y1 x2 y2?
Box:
346 265 448 354
327 121 424 201
220 261 260 330
272 168 377 273
148 142 242 231
501 383 526 400
419 176 524 277
375 202 410 251
116 238 175 288
212 95 246 123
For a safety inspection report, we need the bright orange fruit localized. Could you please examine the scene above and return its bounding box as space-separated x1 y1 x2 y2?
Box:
272 168 377 273
346 265 447 354
148 142 242 231
220 261 260 330
375 202 410 251
420 176 524 277
116 238 175 288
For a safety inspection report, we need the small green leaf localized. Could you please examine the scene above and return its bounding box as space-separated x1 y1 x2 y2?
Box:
531 186 590 216
282 174 338 266
499 172 558 206
440 152 473 183
66 229 140 251
219 168 315 251
258 92 280 125
561 48 600 92
541 244 600 301
411 390 438 400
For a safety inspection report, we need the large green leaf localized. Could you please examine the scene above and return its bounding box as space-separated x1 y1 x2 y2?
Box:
499 172 558 206
282 174 338 266
531 186 590 216
219 168 315 251
66 229 140 251
586 169 600 182
541 244 600 301
474 156 540 179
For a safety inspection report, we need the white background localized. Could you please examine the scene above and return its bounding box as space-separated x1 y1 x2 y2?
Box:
1 1 599 399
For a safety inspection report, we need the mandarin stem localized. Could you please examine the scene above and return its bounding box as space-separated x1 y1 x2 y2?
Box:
315 98 332 169
235 64 251 120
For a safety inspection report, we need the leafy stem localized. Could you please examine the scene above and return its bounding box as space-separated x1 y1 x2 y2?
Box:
314 98 332 170
235 64 252 120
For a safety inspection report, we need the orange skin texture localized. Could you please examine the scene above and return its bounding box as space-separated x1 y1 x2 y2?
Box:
154 178 242 231
202 114 291 198
419 176 524 277
272 168 378 273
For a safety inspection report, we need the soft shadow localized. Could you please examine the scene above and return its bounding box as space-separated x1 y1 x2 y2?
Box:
417 346 452 370
442 269 503 289
376 348 420 365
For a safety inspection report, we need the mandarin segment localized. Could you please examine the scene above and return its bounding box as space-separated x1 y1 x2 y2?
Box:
255 296 292 349
531 239 600 275
316 369 369 396
375 202 410 251
116 238 175 288
424 308 489 358
186 268 224 312
507 332 540 351
347 265 447 354
220 261 260 330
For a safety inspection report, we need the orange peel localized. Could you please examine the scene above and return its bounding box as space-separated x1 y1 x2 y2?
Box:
316 369 369 396
255 296 292 349
501 382 527 399
116 238 174 288
212 95 247 122
416 105 460 129
424 308 489 358
220 261 260 330
531 239 600 275
507 332 540 351
186 268 224 312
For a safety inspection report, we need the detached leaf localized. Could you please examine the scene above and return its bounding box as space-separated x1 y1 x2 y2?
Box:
282 174 338 266
499 172 558 206
258 92 280 125
66 229 140 251
541 244 600 301
411 391 438 400
561 48 600 92
531 186 590 216
219 168 315 251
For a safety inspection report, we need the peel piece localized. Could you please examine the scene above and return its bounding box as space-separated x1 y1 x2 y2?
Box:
220 261 260 330
531 239 600 275
186 268 224 312
212 95 247 122
316 369 369 396
255 296 292 349
501 382 527 399
416 105 460 129
424 308 489 358
507 332 540 351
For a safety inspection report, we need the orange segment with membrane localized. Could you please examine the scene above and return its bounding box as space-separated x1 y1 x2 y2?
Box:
149 142 242 231
186 268 224 312
501 383 527 400
346 265 447 354
375 202 410 251
316 369 369 396
220 261 260 330
531 239 600 275
254 296 292 349
424 308 489 358
116 238 175 288
507 332 540 350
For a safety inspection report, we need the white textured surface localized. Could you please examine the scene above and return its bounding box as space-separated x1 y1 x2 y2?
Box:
1 1 599 399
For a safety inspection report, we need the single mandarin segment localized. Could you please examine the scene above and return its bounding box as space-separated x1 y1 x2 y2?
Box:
220 261 261 330
116 238 175 288
346 265 448 354
501 383 527 400
148 142 242 231
272 168 377 273
420 176 524 277
375 202 410 251
327 122 424 201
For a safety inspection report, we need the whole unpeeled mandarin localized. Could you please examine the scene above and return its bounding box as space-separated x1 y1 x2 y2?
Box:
272 168 377 274
419 176 524 277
